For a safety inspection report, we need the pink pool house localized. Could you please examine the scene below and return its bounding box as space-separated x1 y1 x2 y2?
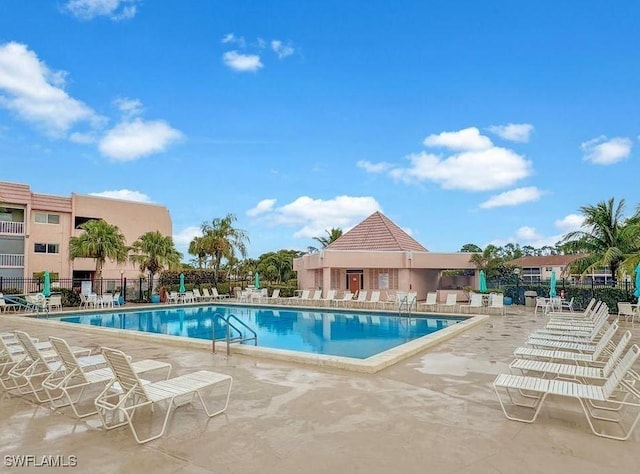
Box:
293 211 478 302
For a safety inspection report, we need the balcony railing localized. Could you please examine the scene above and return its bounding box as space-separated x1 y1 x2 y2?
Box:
0 253 24 267
0 221 25 235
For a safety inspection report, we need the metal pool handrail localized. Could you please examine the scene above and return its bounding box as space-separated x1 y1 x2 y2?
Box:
212 312 258 356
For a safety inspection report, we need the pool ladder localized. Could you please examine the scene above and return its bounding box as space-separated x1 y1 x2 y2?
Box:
397 294 415 318
212 313 257 356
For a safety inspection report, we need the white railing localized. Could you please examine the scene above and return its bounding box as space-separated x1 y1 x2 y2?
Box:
0 253 24 267
0 221 25 234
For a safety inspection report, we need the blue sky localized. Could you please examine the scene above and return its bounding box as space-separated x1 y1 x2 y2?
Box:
2 1 640 261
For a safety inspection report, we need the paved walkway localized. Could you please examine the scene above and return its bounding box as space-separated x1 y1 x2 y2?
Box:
0 306 638 473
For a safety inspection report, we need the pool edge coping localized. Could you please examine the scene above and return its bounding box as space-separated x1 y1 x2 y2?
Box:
1 310 490 374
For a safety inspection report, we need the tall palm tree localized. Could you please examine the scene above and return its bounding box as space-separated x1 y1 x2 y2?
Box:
69 219 128 286
196 213 249 282
188 235 208 268
312 228 343 249
560 197 636 281
129 231 182 287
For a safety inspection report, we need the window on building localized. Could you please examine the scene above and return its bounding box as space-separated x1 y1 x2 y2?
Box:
74 216 99 229
545 267 553 272
34 212 60 224
34 243 59 254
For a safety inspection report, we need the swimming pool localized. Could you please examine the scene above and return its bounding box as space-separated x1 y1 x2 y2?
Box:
56 305 465 359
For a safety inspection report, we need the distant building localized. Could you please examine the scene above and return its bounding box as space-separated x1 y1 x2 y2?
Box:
0 181 172 289
509 254 613 284
293 211 477 302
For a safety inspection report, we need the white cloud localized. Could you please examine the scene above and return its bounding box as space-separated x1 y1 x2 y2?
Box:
0 42 100 136
222 51 263 72
253 195 381 239
356 160 393 174
89 189 152 202
271 40 294 59
221 34 246 48
114 97 142 118
173 226 202 246
247 199 277 217
390 148 531 191
479 186 544 209
423 127 493 151
515 226 543 241
554 214 584 232
581 136 632 165
487 123 534 143
98 118 183 161
64 0 139 21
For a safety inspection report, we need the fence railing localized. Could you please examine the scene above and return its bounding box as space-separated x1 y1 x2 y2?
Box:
0 253 24 267
0 221 24 235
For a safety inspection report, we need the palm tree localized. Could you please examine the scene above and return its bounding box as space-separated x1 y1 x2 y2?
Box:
560 197 637 281
188 235 208 268
69 220 128 288
129 231 182 290
312 228 343 249
196 213 249 282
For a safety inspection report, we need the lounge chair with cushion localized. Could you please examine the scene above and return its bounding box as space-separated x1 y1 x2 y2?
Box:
494 344 640 440
438 293 458 313
419 292 438 312
95 347 233 444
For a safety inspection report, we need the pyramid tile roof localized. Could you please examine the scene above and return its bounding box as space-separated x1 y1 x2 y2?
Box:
326 211 427 252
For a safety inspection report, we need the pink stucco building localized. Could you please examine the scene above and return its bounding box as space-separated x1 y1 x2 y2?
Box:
0 181 172 285
293 211 477 302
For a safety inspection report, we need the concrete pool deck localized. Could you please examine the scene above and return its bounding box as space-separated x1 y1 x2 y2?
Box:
0 306 638 473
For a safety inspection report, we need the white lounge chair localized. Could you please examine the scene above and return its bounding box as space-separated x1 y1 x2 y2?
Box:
487 294 505 315
9 331 99 403
526 320 618 353
95 347 233 444
210 288 230 300
366 290 381 309
509 330 633 383
287 290 310 306
353 290 368 308
438 293 458 313
267 288 281 303
42 336 171 418
618 302 638 324
192 288 206 302
335 291 354 307
494 344 640 440
322 289 337 307
460 292 483 314
419 292 438 312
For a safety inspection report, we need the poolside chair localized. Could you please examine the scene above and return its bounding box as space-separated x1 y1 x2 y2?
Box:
419 292 438 312
307 289 323 305
100 293 115 308
42 336 172 419
533 297 546 316
210 287 230 300
487 294 505 316
617 302 638 324
95 347 233 444
366 290 381 309
438 293 458 313
353 290 368 308
0 296 20 313
335 291 354 307
322 289 337 307
494 344 640 441
46 295 63 312
192 288 206 302
268 288 281 303
9 331 100 403
166 292 179 304
460 292 483 314
526 319 618 353
112 292 122 306
287 290 310 306
509 330 633 383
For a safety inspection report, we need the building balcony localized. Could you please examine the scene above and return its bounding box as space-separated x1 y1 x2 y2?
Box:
0 221 25 235
0 253 24 267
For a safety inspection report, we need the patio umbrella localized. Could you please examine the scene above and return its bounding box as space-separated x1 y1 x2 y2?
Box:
549 270 557 298
634 263 640 300
254 272 260 289
478 270 488 292
179 273 186 293
42 271 51 297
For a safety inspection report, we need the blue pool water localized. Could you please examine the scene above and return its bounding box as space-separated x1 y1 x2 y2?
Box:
56 305 464 359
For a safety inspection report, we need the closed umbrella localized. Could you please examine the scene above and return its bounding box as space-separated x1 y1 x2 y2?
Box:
634 263 640 300
549 270 557 298
254 272 260 289
478 270 488 292
179 273 186 293
43 271 51 297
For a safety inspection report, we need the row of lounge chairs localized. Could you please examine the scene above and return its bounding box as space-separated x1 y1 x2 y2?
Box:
0 329 232 444
492 299 640 440
257 289 418 311
419 292 505 315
